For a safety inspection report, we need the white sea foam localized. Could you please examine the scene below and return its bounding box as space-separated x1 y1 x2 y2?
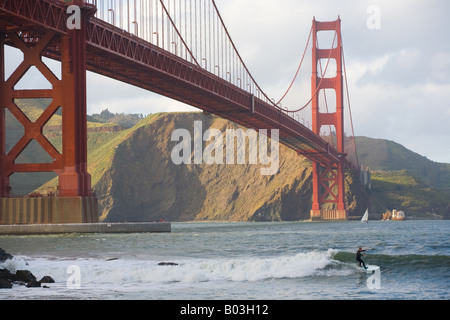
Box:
2 248 347 288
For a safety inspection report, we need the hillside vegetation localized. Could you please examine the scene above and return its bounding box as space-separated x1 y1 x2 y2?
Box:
354 137 450 219
356 136 450 192
369 170 449 219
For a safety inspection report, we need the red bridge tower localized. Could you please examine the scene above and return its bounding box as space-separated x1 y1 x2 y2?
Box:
310 17 347 220
0 1 98 224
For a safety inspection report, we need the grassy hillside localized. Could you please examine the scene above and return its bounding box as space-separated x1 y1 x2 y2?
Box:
369 170 449 219
356 136 450 192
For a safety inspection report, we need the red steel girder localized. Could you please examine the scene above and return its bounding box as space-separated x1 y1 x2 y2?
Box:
0 27 92 197
0 0 68 34
0 30 62 179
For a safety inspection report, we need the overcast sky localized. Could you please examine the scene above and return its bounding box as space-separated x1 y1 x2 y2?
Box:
6 0 450 163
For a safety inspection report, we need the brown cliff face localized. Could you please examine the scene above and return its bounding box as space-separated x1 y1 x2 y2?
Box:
94 112 366 222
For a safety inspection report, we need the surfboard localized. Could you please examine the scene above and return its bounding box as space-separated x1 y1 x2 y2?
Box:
362 265 380 272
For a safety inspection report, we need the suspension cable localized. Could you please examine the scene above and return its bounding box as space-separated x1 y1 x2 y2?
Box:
159 0 201 67
276 25 313 105
341 35 360 169
210 0 276 107
275 21 339 114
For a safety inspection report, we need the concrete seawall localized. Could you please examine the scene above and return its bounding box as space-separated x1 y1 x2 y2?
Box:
0 222 171 235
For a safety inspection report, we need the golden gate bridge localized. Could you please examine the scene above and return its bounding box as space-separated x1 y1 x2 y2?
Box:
0 0 359 224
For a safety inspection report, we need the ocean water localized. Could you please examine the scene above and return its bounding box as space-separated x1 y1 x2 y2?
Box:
0 220 448 300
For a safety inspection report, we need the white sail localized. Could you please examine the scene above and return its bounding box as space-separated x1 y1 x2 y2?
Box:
361 209 369 223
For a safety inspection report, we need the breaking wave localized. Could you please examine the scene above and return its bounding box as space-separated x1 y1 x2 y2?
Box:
2 249 355 286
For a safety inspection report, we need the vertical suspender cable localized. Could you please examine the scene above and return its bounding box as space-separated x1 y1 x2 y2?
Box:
341 36 359 169
159 0 201 67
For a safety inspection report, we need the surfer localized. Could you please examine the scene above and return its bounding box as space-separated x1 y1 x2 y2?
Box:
356 247 367 269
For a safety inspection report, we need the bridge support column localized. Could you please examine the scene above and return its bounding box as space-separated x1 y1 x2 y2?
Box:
310 162 347 221
310 17 347 220
58 13 91 198
0 33 8 198
0 7 98 224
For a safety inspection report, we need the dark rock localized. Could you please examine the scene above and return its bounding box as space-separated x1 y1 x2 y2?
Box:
0 279 12 289
26 280 41 288
0 248 13 263
39 276 55 284
158 262 179 266
0 268 15 282
15 270 37 283
1 266 55 289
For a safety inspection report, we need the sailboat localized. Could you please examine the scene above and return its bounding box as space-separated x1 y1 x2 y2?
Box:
361 209 369 223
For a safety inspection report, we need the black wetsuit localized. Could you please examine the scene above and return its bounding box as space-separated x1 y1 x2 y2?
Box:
356 249 367 268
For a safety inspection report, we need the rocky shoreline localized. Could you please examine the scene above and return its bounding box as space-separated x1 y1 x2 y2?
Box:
0 248 55 289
